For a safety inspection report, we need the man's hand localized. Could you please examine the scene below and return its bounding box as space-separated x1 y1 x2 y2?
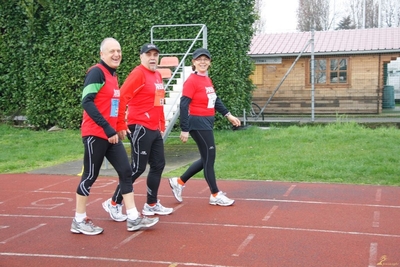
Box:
180 131 189 143
108 134 119 144
117 130 128 141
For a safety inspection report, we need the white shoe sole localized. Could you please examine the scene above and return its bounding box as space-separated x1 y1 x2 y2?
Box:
209 200 235 206
142 208 173 216
70 228 103 235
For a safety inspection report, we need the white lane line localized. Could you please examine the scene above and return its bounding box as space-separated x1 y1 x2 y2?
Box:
283 185 296 197
0 213 398 239
372 211 380 228
375 189 382 202
71 198 102 212
8 190 400 210
198 187 209 195
87 198 103 207
20 197 73 210
114 231 143 249
0 252 238 267
232 234 255 257
242 198 400 209
0 223 46 244
35 177 76 191
161 221 400 238
172 203 185 212
262 205 278 221
368 242 378 267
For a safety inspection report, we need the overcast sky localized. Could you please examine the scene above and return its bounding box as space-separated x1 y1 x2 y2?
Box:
261 0 349 33
261 0 298 33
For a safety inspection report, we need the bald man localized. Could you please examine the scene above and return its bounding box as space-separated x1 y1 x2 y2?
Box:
71 38 159 235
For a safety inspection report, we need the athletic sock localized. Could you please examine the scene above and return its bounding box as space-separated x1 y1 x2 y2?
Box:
111 200 117 206
127 208 139 220
75 212 86 223
177 177 185 186
212 192 218 197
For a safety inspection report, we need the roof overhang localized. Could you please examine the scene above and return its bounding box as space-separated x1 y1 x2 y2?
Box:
249 50 400 58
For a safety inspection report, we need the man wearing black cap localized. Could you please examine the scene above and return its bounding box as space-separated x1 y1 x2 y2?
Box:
102 43 173 220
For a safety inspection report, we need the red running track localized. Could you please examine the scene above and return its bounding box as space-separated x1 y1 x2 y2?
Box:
0 173 399 267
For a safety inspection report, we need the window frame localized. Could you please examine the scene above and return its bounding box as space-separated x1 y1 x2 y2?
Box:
307 57 350 87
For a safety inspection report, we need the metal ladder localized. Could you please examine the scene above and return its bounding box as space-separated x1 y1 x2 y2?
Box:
100 24 208 170
150 24 208 142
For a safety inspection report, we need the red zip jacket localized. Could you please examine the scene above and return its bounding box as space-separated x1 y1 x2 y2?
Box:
117 64 165 132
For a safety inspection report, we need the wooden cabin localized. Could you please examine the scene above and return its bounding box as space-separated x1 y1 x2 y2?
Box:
249 27 400 114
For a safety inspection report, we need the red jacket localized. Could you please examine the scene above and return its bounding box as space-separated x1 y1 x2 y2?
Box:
117 64 165 132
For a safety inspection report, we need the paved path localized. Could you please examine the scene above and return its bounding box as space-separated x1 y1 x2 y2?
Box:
242 114 400 126
28 144 199 177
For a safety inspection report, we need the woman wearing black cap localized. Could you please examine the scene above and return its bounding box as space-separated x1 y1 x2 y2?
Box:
169 48 241 206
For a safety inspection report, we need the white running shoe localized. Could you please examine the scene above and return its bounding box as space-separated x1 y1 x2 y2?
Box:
102 198 127 222
209 192 235 206
142 200 173 216
70 217 103 235
169 177 184 202
127 215 159 231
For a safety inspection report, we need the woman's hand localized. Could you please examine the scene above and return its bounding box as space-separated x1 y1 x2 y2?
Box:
227 114 241 127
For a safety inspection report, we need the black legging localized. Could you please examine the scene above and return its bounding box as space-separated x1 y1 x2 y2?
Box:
112 124 165 204
77 136 132 196
180 130 219 194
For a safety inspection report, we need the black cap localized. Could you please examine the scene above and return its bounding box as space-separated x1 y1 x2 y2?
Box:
192 48 211 60
140 43 160 54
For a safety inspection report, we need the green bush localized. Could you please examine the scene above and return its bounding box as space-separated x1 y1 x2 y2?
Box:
0 0 256 129
0 2 30 118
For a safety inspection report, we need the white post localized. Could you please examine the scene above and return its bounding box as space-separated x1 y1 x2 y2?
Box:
311 28 315 122
378 0 381 28
363 0 366 29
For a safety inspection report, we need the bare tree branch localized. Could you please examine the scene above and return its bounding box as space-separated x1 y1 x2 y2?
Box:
297 0 331 31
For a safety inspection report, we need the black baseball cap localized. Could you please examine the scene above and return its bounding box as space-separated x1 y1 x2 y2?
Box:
140 43 160 54
192 48 211 60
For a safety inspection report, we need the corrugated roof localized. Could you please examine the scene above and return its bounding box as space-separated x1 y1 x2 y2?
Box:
249 27 400 57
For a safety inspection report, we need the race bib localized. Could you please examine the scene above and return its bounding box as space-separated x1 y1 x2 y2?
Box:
110 99 119 117
207 93 217 108
154 88 165 106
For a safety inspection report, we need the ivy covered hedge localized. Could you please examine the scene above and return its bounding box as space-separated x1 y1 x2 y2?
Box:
0 0 256 130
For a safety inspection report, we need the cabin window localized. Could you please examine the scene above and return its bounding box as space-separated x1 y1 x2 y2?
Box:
309 58 348 85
